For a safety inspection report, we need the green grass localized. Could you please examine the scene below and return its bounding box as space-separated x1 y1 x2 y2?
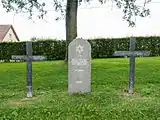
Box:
0 57 160 120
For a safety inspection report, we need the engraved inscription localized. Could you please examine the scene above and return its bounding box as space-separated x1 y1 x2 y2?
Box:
68 38 91 94
75 69 84 72
76 81 83 84
71 58 88 66
76 44 84 54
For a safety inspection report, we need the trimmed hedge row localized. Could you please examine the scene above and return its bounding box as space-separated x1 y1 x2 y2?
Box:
89 36 160 58
0 36 160 61
0 40 66 61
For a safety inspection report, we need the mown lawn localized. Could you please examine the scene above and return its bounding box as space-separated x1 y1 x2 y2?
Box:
0 57 160 120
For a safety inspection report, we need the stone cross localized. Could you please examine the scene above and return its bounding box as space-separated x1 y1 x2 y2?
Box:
68 38 91 95
12 42 46 97
114 37 150 93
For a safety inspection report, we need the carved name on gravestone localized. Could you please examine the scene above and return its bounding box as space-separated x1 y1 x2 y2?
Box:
68 38 91 94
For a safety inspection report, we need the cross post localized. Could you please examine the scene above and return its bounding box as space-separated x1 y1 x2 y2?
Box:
129 38 135 94
114 37 150 94
12 42 46 97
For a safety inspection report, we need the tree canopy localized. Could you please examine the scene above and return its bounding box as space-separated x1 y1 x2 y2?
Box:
1 0 151 27
0 0 152 62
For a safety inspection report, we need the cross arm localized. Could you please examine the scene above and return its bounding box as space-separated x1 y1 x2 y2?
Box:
114 51 150 56
12 55 47 61
12 55 26 60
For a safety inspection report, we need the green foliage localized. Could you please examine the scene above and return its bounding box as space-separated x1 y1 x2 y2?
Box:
0 36 160 61
0 42 25 62
1 0 151 27
0 40 66 61
1 0 47 19
0 58 160 119
113 0 151 27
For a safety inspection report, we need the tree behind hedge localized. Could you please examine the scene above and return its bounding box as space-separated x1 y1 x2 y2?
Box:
1 0 151 62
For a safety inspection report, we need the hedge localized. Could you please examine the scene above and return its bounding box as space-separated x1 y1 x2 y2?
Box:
0 36 160 61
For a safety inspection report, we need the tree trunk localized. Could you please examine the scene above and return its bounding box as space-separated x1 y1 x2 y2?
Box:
64 0 78 63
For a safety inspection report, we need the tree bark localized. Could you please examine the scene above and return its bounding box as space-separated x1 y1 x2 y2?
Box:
65 0 78 63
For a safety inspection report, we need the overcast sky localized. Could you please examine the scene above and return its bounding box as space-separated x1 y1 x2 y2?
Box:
0 0 160 41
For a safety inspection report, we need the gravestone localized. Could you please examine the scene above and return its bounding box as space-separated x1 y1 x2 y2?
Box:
114 37 150 93
12 42 46 97
68 38 91 94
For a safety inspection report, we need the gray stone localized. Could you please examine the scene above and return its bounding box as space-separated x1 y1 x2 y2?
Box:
114 37 150 93
12 42 46 97
68 38 91 94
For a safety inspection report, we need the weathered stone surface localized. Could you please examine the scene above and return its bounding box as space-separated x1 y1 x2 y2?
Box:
68 38 91 94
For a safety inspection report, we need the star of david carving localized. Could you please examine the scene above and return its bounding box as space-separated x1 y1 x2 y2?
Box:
76 44 84 54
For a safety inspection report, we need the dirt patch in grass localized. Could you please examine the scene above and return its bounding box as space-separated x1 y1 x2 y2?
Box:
8 96 39 106
119 89 153 102
9 101 25 106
